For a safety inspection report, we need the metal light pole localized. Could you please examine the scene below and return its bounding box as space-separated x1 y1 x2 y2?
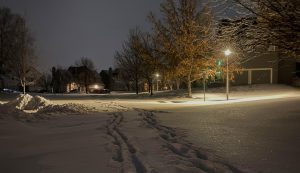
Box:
203 74 206 102
155 73 160 92
201 70 207 102
224 49 232 101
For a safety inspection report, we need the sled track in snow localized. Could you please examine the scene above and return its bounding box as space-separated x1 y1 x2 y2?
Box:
105 112 148 173
137 109 254 173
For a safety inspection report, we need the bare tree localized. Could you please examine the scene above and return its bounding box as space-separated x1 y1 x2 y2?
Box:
51 66 72 93
0 7 12 78
114 29 144 95
13 15 36 94
135 32 160 95
212 0 300 59
72 57 97 93
38 73 52 92
16 19 34 94
0 8 37 93
75 56 95 70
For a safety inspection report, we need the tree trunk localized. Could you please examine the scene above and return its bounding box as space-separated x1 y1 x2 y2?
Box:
85 84 88 94
85 73 88 94
21 80 26 94
126 83 130 91
203 78 206 102
148 80 151 93
0 77 4 89
176 80 180 90
135 76 139 95
187 76 192 98
21 76 26 94
150 79 153 95
147 79 153 95
23 84 26 94
169 82 173 91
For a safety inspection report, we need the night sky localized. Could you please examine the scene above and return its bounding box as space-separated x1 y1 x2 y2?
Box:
0 0 163 72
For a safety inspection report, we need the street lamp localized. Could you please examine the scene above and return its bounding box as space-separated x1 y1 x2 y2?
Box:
224 49 232 100
155 73 160 91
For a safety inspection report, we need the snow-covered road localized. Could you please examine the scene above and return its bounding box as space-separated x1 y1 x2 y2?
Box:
0 110 252 173
105 110 251 173
156 97 300 173
0 84 299 173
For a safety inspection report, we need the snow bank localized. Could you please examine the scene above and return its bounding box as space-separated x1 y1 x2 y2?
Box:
25 95 52 110
3 94 52 111
6 94 33 110
0 94 98 120
37 103 96 115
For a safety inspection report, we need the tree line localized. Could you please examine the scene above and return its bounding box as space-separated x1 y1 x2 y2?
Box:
115 0 299 97
115 0 241 97
1 0 298 95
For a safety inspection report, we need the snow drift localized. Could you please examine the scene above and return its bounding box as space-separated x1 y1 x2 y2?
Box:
26 95 52 110
0 94 96 119
6 94 33 110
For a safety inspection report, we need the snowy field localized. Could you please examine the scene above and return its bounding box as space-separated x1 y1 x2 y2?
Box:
0 84 299 173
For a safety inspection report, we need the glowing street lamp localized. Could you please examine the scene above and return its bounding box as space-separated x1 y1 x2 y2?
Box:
224 49 232 56
224 49 232 100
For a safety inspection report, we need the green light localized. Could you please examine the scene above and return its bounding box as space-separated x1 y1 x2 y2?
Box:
217 59 223 66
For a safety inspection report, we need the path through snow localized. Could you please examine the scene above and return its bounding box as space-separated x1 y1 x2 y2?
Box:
104 109 253 173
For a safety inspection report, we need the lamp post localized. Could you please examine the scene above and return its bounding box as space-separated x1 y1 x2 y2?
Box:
200 70 207 102
203 72 206 102
155 73 160 91
224 49 232 101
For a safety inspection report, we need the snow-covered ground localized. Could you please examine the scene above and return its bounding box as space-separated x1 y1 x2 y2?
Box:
0 84 299 173
47 84 300 108
0 110 252 173
2 84 298 111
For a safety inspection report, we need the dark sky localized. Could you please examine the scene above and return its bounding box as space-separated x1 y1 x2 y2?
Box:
0 0 163 72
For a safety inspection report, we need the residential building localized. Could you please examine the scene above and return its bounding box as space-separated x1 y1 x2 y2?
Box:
218 18 299 86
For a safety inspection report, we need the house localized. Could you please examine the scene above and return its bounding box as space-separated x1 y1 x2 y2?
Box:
51 66 104 93
218 18 299 86
67 66 103 93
